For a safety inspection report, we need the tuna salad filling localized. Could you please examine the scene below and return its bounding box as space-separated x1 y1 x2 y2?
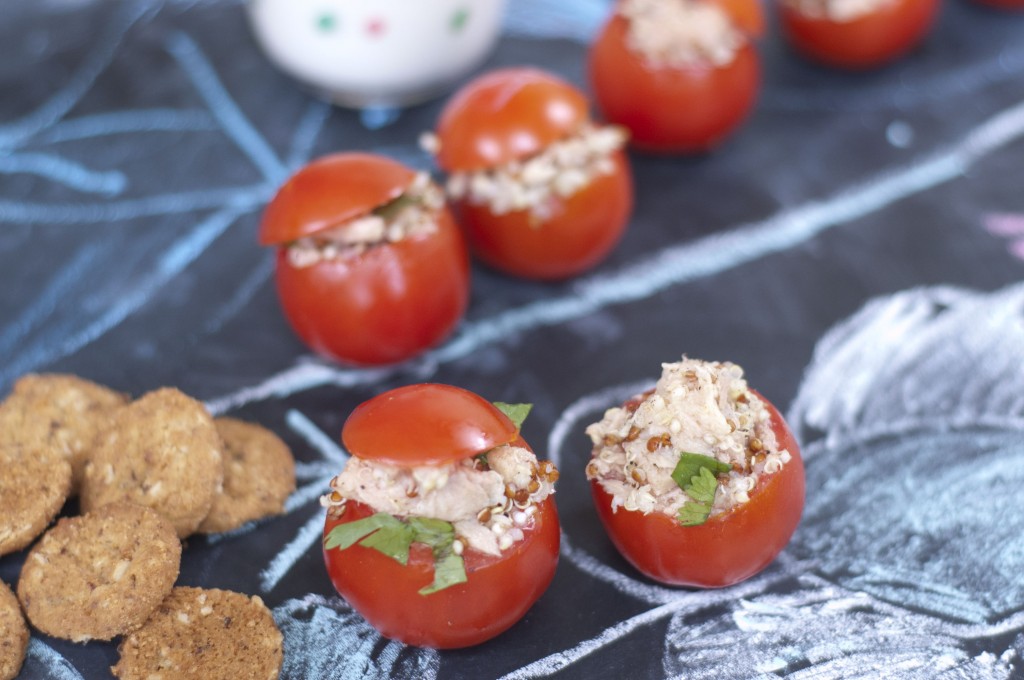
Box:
322 444 558 556
422 124 627 221
619 0 745 69
285 172 444 268
784 0 894 22
585 357 791 521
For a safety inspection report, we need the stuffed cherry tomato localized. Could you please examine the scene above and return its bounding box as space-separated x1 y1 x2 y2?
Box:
258 153 470 366
779 0 939 70
321 384 560 648
589 0 764 154
585 357 804 588
422 68 633 281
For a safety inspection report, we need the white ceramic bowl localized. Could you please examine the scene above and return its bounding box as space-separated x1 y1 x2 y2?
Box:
247 0 507 108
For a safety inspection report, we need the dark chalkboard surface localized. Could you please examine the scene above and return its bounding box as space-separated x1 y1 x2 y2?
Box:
2 0 1024 678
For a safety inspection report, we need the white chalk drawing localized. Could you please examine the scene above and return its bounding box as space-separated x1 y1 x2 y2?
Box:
20 640 85 680
513 282 1024 678
273 593 439 680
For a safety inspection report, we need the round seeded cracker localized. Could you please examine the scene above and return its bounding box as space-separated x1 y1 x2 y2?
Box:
198 417 296 534
81 388 224 538
17 502 181 642
0 403 72 557
0 580 28 680
112 587 283 680
4 373 128 491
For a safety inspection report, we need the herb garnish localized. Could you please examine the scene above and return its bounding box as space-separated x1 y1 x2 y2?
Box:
493 402 532 430
671 452 731 527
324 513 467 595
372 192 418 222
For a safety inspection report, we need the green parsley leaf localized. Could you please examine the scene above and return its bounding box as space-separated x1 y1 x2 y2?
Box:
686 466 720 505
326 512 469 596
408 516 455 548
677 500 713 526
323 513 402 550
493 402 533 430
419 550 467 595
670 452 731 492
358 522 416 565
372 192 418 222
670 453 730 527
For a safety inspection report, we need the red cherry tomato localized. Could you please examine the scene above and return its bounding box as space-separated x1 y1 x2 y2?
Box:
259 153 470 366
589 12 761 153
342 383 518 466
323 496 559 649
779 0 939 70
455 150 632 280
325 383 560 648
433 68 633 280
590 394 805 588
433 68 590 173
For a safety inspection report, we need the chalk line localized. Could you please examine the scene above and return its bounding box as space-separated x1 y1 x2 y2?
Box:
546 379 653 471
286 101 331 170
253 409 348 585
0 242 104 357
0 183 267 224
201 254 273 335
260 509 324 592
35 108 217 143
0 152 126 195
206 94 1024 414
25 639 85 680
165 31 287 184
284 409 349 466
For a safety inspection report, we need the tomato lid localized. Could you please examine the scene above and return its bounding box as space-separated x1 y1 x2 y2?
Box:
258 152 416 246
433 68 590 173
342 384 519 466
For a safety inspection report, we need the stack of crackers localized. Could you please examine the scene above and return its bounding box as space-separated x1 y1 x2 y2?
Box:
0 374 297 679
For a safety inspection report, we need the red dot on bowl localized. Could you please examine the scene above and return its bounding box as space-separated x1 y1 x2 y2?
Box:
366 17 387 37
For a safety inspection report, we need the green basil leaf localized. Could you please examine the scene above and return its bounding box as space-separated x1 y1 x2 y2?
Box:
419 551 467 595
323 513 402 550
358 523 416 565
677 500 713 527
493 402 533 430
670 452 731 491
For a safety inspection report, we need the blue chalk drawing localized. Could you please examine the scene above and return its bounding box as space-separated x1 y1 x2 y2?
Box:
0 1 331 389
35 109 217 144
0 152 126 195
503 0 608 43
